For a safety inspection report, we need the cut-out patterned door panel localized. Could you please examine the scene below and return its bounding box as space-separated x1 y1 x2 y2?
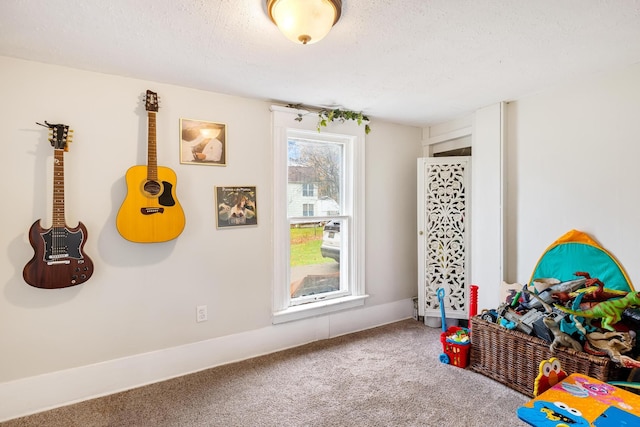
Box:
417 157 471 320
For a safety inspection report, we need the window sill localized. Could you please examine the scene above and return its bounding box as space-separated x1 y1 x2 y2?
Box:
272 295 369 324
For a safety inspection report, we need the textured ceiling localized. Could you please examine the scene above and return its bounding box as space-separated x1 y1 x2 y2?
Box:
2 0 640 127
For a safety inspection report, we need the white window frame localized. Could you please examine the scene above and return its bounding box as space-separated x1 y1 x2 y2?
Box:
302 183 315 197
271 105 367 324
302 203 314 216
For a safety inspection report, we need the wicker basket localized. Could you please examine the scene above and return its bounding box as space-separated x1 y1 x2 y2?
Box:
469 316 629 397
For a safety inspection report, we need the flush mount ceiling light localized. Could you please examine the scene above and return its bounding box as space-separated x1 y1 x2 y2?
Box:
266 0 342 45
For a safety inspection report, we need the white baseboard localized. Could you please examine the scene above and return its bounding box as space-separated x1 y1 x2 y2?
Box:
0 298 413 422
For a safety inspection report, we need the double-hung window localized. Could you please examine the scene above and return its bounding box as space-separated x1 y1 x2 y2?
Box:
302 203 314 216
271 106 366 323
302 183 315 197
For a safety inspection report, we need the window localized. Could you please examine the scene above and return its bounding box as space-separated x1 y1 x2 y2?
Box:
271 106 366 323
302 183 315 197
302 203 314 216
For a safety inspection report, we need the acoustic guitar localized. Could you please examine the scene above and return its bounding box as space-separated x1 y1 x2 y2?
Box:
116 90 185 242
23 122 94 289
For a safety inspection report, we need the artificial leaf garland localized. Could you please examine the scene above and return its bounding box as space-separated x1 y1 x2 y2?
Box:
289 104 371 134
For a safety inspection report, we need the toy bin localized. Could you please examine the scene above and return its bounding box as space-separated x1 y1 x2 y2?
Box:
469 316 629 397
440 326 470 368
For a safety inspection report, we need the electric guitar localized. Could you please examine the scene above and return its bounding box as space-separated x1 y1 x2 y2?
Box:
23 122 94 289
116 90 185 242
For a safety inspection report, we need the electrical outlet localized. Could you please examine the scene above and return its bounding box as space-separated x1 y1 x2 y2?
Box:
196 305 208 322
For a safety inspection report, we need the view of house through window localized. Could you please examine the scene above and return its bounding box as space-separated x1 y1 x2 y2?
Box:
287 137 347 305
271 107 365 322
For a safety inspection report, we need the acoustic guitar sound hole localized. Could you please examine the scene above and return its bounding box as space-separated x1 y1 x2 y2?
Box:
143 180 161 196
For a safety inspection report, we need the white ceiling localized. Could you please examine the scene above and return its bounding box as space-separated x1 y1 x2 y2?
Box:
2 0 640 127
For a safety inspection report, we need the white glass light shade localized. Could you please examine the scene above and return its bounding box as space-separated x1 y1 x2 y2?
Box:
267 0 341 45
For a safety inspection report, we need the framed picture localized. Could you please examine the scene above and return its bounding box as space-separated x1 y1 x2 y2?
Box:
180 118 226 166
215 186 257 228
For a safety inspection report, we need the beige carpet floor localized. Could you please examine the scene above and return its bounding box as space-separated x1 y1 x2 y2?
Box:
1 319 530 427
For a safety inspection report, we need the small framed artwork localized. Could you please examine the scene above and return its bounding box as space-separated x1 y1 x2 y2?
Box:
215 186 257 228
180 118 226 166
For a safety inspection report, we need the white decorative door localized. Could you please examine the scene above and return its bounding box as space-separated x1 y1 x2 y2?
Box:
417 157 471 321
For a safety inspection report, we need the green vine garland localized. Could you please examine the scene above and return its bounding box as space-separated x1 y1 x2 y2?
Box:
289 104 371 134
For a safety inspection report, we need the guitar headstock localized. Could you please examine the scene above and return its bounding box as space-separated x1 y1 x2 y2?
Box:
145 90 159 112
36 121 73 151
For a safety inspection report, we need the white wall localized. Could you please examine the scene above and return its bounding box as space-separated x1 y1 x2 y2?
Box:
506 63 640 287
424 64 640 313
366 122 424 304
0 56 421 420
422 115 472 156
471 103 505 313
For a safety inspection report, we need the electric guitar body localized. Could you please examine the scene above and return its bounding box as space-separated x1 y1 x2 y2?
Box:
24 219 94 289
116 90 185 243
23 122 94 289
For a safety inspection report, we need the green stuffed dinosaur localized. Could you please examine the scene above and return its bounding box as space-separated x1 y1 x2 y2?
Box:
555 291 640 331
